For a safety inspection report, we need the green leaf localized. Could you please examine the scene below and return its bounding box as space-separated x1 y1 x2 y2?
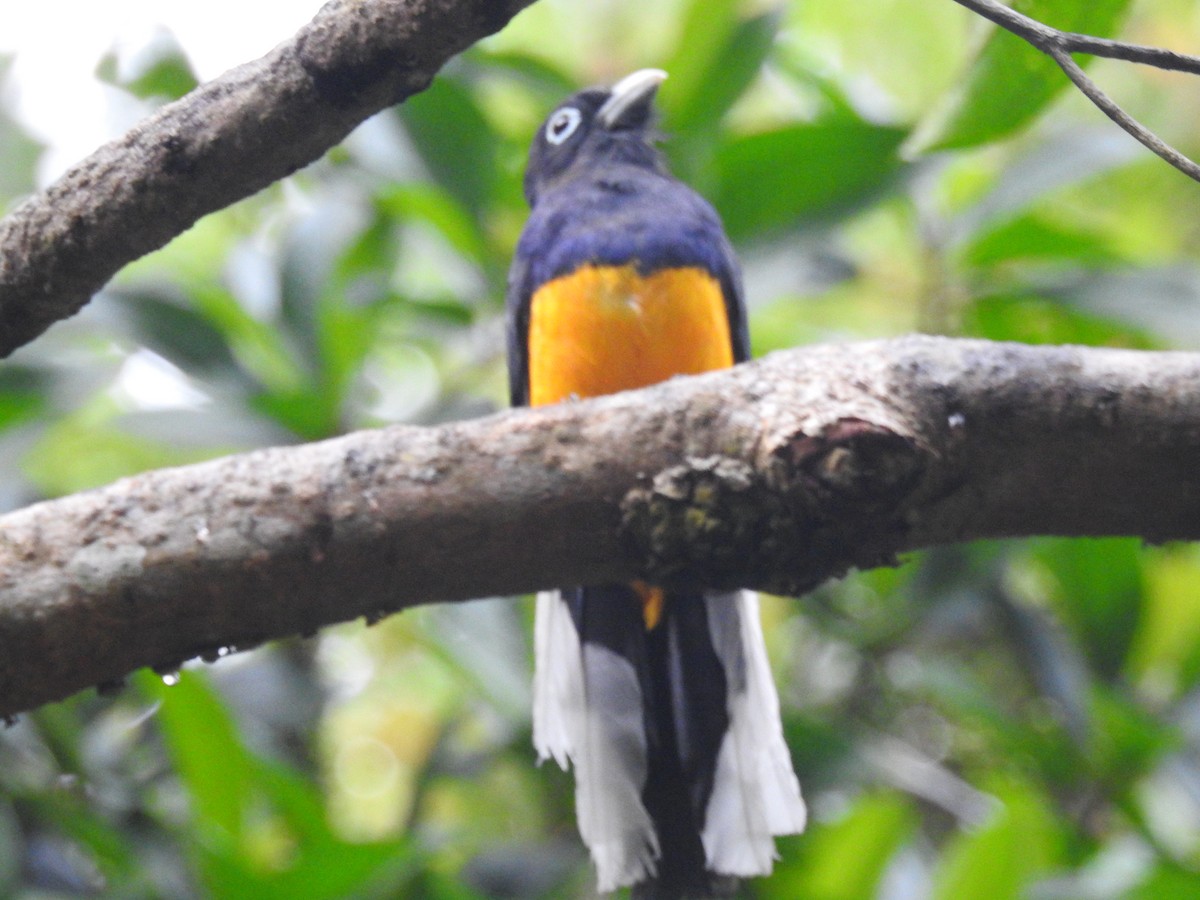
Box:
400 76 497 216
0 56 45 206
1029 538 1143 679
962 214 1123 269
24 404 216 496
145 671 415 900
190 285 306 394
377 184 491 270
1130 865 1200 900
123 54 199 101
1131 547 1200 693
0 366 48 431
962 293 1157 348
314 302 375 421
1055 265 1200 348
1088 685 1177 791
252 389 338 441
321 301 375 375
931 779 1063 900
946 128 1141 249
220 761 416 900
661 0 782 146
94 33 198 101
402 296 475 327
710 118 907 241
142 670 253 844
909 0 1132 153
467 50 577 102
764 792 914 900
110 288 241 375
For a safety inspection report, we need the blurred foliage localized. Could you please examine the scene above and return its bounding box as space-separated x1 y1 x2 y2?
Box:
95 30 199 103
2 0 1200 897
0 55 43 207
908 0 1133 153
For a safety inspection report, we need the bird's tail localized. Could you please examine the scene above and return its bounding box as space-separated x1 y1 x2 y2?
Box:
532 586 806 897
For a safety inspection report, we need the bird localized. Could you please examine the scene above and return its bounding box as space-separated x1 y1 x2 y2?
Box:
506 68 807 898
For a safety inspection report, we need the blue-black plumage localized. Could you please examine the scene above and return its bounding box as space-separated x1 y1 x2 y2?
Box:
508 69 806 899
507 70 748 407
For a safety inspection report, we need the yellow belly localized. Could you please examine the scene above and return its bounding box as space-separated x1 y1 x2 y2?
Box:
527 264 734 407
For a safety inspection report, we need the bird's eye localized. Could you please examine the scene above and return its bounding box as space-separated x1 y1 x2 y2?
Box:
545 107 582 145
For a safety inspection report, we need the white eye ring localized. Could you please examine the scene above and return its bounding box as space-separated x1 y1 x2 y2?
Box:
545 107 582 145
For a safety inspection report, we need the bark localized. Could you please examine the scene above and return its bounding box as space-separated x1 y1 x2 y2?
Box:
0 0 536 357
1 335 1197 717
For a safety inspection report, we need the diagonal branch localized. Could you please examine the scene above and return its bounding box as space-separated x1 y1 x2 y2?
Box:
950 0 1200 183
0 0 537 358
1 336 1198 718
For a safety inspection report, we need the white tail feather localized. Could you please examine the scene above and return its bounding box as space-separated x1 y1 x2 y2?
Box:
532 590 578 768
702 591 807 875
532 588 806 891
532 590 660 892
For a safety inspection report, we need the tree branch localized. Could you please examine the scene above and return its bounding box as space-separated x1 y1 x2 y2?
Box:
950 0 1200 183
1 335 1197 717
0 0 536 358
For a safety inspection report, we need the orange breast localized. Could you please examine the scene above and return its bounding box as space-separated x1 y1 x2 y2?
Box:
527 264 734 407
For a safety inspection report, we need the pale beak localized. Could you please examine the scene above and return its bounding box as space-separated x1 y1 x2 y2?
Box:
597 68 668 129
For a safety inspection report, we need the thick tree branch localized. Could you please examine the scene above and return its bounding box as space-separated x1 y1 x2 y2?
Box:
0 0 536 357
950 0 1200 183
1 335 1197 717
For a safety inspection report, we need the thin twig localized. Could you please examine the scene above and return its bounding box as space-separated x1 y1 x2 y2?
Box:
957 0 1200 72
1048 47 1200 182
952 0 1200 183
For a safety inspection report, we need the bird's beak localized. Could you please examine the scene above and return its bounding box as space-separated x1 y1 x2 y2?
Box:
597 68 668 130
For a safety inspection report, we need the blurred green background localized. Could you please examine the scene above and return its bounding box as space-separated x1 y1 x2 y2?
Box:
3 0 1200 896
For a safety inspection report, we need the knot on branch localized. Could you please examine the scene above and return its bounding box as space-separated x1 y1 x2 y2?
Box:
774 419 927 514
621 455 792 591
621 420 929 595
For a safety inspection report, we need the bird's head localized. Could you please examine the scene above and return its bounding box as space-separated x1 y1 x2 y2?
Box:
523 68 668 206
